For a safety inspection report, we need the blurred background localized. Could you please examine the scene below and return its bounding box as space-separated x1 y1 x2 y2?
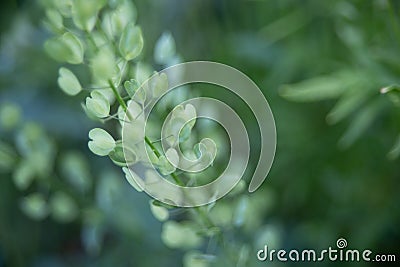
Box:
0 0 399 266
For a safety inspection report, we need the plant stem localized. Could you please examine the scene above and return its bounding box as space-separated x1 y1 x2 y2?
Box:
108 79 132 121
146 137 184 186
144 136 161 157
108 78 221 239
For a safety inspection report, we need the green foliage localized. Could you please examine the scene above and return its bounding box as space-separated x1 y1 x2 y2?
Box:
0 102 21 130
40 1 257 265
122 166 144 192
381 84 400 107
2 0 398 266
90 48 116 83
109 141 137 166
20 193 49 220
60 151 91 192
45 32 84 64
13 160 34 190
279 2 400 157
119 23 143 60
123 79 139 98
280 71 357 102
50 191 79 223
0 101 101 237
281 69 389 148
149 200 169 221
150 72 168 97
0 140 17 172
85 91 111 118
164 103 197 146
88 128 115 156
161 221 203 249
57 67 82 95
71 0 106 32
154 31 176 65
183 251 214 267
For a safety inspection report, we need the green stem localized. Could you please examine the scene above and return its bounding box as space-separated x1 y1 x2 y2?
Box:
108 78 220 237
144 136 216 229
109 78 183 185
144 136 161 157
145 136 184 186
108 79 132 121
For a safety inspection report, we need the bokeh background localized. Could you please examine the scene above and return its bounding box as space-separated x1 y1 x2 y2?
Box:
0 0 399 266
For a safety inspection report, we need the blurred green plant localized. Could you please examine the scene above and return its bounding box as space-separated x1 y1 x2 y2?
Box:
0 100 171 265
0 102 85 223
1 0 397 266
280 1 400 159
38 0 276 266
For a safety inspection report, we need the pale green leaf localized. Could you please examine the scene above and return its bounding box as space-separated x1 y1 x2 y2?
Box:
91 48 116 82
228 180 246 196
123 100 144 122
326 88 370 124
280 71 359 102
194 138 217 165
13 161 34 190
135 62 153 84
0 102 21 130
209 202 233 226
161 221 202 249
151 73 168 98
102 0 136 38
151 199 176 209
50 191 79 223
45 9 63 32
20 193 48 220
123 79 139 98
164 104 197 146
119 23 143 61
154 32 176 65
15 122 49 157
339 99 383 148
165 148 179 167
85 90 110 118
60 151 91 192
158 155 176 176
44 32 84 64
122 167 144 192
133 86 146 104
150 200 169 221
57 67 82 96
53 0 72 17
88 128 115 156
109 141 137 166
183 251 213 267
71 0 106 32
233 196 249 227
